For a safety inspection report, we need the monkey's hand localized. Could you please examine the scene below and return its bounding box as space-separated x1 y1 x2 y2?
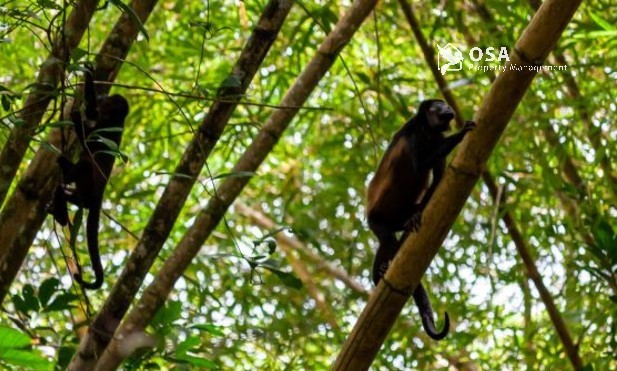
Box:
462 120 476 132
404 210 422 233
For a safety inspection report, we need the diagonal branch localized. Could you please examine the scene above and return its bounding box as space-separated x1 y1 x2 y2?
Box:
92 1 379 369
235 202 369 296
333 0 583 368
398 0 583 368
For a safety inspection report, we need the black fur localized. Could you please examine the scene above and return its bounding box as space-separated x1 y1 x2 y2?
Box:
50 66 128 290
366 99 474 340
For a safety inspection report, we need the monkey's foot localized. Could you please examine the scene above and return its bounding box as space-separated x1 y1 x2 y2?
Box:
404 212 422 233
378 262 389 278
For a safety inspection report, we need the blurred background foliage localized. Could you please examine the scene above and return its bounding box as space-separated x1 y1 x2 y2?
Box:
0 0 615 369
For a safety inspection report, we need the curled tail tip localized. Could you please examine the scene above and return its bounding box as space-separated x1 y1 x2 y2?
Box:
423 311 450 341
73 272 104 290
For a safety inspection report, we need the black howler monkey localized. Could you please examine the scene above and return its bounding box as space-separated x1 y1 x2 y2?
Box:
366 99 474 340
50 65 129 290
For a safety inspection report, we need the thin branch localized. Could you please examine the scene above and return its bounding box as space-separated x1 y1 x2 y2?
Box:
234 202 368 296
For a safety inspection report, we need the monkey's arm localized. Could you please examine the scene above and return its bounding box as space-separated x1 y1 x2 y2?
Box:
72 66 99 150
49 156 78 226
422 121 475 167
418 159 445 211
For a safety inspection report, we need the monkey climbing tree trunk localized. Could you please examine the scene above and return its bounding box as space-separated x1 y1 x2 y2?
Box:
333 0 583 369
67 2 295 369
90 1 379 369
398 0 583 368
0 0 158 303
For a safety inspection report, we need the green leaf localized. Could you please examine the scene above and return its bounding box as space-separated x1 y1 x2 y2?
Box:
591 220 617 263
92 127 124 134
0 349 53 370
175 336 200 354
44 293 78 312
152 301 183 328
38 278 60 307
0 327 30 348
173 353 217 369
87 135 120 151
22 285 40 312
212 171 255 180
190 324 225 337
355 71 371 84
266 239 277 255
57 346 75 370
219 75 242 89
70 48 89 63
36 0 62 10
1 94 10 111
263 267 303 290
36 141 62 156
588 11 614 31
11 295 28 316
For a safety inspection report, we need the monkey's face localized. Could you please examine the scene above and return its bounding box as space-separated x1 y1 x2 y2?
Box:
426 101 455 132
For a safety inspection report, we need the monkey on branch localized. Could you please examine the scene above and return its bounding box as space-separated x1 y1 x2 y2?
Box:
367 99 475 340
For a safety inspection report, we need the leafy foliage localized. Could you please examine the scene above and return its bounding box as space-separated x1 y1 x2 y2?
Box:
0 0 615 369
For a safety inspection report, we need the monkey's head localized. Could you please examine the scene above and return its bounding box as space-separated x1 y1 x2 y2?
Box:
98 94 129 127
420 99 455 132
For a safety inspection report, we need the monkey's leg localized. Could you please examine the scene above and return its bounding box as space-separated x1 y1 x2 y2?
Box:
49 186 70 226
369 218 400 285
407 159 447 233
403 208 423 233
49 156 78 226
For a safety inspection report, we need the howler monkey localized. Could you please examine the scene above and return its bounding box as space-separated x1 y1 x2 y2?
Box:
50 65 129 290
366 99 474 340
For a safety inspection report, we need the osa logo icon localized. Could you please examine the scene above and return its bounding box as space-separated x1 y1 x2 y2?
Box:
437 43 464 75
